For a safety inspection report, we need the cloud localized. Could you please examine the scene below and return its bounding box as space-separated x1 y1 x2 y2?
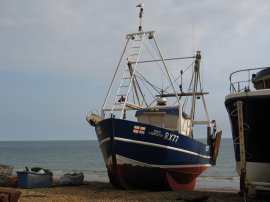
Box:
1 0 270 82
0 1 136 80
1 0 270 140
0 18 17 28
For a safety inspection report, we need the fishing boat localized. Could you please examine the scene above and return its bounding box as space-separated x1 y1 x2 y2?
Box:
87 5 221 191
225 67 270 196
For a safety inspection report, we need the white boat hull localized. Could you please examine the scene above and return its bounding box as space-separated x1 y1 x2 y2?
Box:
236 162 270 183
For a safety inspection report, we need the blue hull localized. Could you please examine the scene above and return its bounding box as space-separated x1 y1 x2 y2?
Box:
95 118 213 191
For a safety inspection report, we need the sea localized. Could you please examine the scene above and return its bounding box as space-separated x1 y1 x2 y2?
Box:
0 138 239 190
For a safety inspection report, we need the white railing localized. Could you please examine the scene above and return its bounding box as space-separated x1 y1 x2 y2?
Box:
229 67 269 93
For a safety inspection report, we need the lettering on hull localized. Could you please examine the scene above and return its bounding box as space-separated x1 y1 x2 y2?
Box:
148 129 179 143
164 132 179 143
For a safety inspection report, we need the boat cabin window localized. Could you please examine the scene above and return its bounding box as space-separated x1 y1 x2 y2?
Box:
253 81 264 90
137 113 178 130
252 68 270 90
136 108 192 136
136 109 179 131
265 80 270 89
147 114 165 128
253 79 270 90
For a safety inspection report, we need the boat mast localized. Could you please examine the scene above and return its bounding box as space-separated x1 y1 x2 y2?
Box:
102 4 183 120
190 51 201 124
190 51 211 136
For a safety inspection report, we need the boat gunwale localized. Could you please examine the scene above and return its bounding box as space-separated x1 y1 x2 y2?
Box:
225 89 270 101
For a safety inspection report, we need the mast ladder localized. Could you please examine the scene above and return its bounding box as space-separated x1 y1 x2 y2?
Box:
110 33 146 118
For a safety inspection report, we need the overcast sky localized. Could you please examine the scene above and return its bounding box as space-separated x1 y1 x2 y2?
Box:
1 0 270 140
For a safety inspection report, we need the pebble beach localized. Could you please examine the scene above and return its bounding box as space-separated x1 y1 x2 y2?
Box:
3 181 268 202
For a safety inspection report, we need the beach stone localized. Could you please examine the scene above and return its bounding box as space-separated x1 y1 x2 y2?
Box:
0 175 12 186
59 172 84 186
0 188 21 202
207 197 220 202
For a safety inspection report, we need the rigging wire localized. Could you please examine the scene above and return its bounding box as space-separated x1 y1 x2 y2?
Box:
142 36 197 98
147 39 172 84
136 70 163 93
163 60 195 93
127 32 200 108
133 74 147 106
182 67 195 113
134 71 162 106
139 38 173 98
136 77 157 106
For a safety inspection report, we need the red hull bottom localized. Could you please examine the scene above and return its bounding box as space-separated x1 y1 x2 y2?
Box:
107 164 208 191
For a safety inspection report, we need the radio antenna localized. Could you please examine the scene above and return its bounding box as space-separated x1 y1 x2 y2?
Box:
136 3 144 32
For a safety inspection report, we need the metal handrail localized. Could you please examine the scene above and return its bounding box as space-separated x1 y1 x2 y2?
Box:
229 67 270 93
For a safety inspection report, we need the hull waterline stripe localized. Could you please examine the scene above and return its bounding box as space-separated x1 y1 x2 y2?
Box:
99 137 210 159
111 154 211 169
115 137 210 159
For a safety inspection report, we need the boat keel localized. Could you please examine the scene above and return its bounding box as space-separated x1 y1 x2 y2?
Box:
165 171 196 191
107 163 208 191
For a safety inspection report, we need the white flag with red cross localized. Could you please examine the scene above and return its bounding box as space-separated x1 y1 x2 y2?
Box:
133 125 146 134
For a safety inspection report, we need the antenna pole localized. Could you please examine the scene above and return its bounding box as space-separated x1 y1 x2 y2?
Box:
136 3 144 32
